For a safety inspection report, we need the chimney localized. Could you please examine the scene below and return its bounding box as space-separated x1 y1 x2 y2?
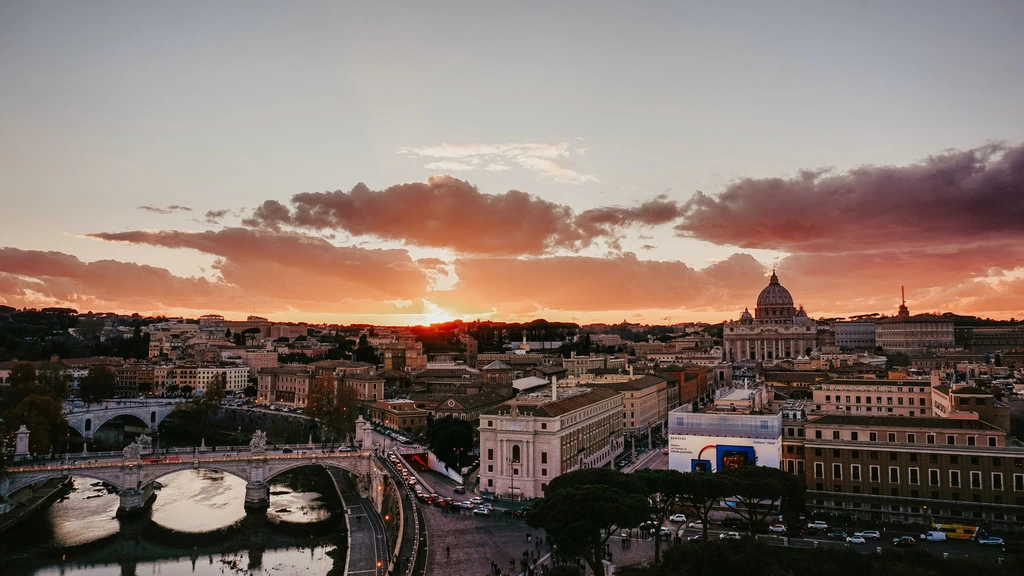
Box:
551 376 558 401
628 365 634 377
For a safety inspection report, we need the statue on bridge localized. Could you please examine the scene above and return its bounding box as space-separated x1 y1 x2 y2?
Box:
123 441 142 462
137 434 152 451
249 430 267 454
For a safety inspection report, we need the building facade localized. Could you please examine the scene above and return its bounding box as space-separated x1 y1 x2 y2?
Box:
478 387 624 499
257 365 315 406
833 321 877 350
724 272 820 362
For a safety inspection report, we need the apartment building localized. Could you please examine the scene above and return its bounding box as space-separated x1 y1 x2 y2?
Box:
590 375 669 433
875 315 954 353
478 386 624 499
256 365 315 406
812 378 935 417
173 364 249 394
114 365 155 396
372 399 430 431
796 414 1024 530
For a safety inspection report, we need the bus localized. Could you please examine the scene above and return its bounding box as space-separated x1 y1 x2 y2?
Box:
928 523 980 540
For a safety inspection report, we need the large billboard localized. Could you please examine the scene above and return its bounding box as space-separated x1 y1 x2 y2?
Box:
668 434 781 473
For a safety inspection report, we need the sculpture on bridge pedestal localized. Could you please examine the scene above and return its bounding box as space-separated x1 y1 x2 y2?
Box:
122 441 142 462
137 434 152 452
249 430 267 454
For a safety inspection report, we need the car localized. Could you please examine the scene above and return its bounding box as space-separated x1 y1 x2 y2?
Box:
639 521 657 534
807 520 828 531
688 534 710 542
978 537 1005 546
470 497 483 504
892 536 917 548
720 532 742 540
473 507 491 516
482 494 495 502
659 527 672 537
846 536 866 544
281 447 293 454
688 521 705 529
662 448 669 454
453 485 466 494
459 500 474 509
669 514 687 523
920 531 947 542
768 524 787 534
827 530 848 540
854 530 881 540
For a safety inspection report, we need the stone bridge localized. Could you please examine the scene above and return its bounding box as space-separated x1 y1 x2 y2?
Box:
2 420 384 517
63 399 188 439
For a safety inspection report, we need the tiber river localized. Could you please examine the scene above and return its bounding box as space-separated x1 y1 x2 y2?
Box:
0 467 348 576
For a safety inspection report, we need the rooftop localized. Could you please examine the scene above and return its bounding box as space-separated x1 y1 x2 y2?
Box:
483 387 620 418
809 414 1000 431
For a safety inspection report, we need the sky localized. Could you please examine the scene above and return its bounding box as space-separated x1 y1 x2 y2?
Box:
2 0 1023 325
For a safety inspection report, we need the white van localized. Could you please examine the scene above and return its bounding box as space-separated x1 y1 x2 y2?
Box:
920 531 947 542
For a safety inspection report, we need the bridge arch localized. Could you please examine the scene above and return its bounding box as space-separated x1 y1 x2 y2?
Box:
265 460 369 484
4 469 125 495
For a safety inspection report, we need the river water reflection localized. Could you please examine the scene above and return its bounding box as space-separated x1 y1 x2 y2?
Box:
0 467 346 576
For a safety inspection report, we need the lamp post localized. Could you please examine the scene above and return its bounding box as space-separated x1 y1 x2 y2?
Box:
507 456 518 501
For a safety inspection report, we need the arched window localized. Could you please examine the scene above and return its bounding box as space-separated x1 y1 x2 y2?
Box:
85 418 92 431
151 411 157 423
511 444 521 464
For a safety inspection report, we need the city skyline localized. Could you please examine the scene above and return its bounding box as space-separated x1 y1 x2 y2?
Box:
2 1 1024 325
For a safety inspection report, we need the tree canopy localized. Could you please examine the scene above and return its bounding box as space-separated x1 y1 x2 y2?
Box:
425 416 475 470
78 365 116 403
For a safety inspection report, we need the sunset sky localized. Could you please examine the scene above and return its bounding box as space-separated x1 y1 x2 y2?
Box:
2 1 1023 325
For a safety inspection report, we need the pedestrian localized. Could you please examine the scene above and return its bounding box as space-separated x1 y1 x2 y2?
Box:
446 545 450 557
527 533 531 542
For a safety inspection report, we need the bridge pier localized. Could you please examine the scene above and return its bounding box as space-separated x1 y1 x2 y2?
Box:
244 481 270 511
117 483 155 517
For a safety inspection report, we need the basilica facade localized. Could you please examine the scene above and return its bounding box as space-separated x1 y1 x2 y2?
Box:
723 271 821 362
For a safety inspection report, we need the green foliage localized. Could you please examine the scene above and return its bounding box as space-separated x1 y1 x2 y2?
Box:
9 362 37 387
2 394 68 454
720 465 804 534
676 471 735 539
425 416 474 469
36 362 71 399
529 468 648 576
180 385 194 397
243 384 257 398
78 365 116 403
634 469 685 563
305 380 359 443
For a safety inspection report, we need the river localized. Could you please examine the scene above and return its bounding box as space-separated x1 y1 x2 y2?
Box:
0 466 348 576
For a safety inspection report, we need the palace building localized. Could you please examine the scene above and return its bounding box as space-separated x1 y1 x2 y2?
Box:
724 271 822 362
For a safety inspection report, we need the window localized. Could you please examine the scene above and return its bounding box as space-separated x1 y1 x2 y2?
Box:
1014 474 1024 492
869 432 877 442
968 436 977 447
889 467 899 483
852 464 861 481
815 430 822 439
541 452 548 464
542 468 547 477
814 462 824 479
825 395 831 402
870 451 878 460
919 398 925 406
946 435 955 445
989 437 997 447
851 431 859 441
950 470 960 487
888 433 896 443
833 449 841 458
909 468 919 485
833 463 842 479
511 445 521 463
929 454 938 464
487 478 493 487
487 465 493 472
907 433 916 443
993 473 1003 491
927 434 935 444
814 448 822 457
487 420 493 427
541 423 547 430
833 431 840 440
970 471 982 489
870 465 880 482
929 469 940 486
487 448 493 460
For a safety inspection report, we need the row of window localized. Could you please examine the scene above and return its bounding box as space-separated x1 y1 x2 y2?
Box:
813 463 1024 491
812 429 998 447
823 394 926 406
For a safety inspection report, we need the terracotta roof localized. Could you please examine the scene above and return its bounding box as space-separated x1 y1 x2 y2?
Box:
950 386 992 395
590 375 667 391
436 390 513 410
482 360 513 371
483 387 621 418
531 365 567 375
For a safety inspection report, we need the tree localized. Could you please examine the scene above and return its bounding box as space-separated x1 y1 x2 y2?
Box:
528 469 648 576
225 329 232 339
78 365 116 403
635 469 684 564
181 385 194 397
722 466 804 535
36 362 71 400
205 372 227 406
8 362 37 388
243 384 257 398
425 416 475 470
329 384 360 443
677 471 734 540
2 394 68 455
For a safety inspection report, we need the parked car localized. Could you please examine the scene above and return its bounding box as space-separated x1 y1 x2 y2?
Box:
453 485 466 494
720 532 742 540
459 500 474 509
482 494 495 502
281 447 293 454
470 497 483 505
473 507 491 516
669 514 687 523
854 530 881 540
659 527 672 537
978 536 1005 546
807 520 829 531
892 536 917 548
768 524 787 534
688 521 705 529
846 536 866 544
827 530 848 541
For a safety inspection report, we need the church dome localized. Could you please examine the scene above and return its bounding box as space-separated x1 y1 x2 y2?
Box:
755 271 797 321
740 307 753 320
